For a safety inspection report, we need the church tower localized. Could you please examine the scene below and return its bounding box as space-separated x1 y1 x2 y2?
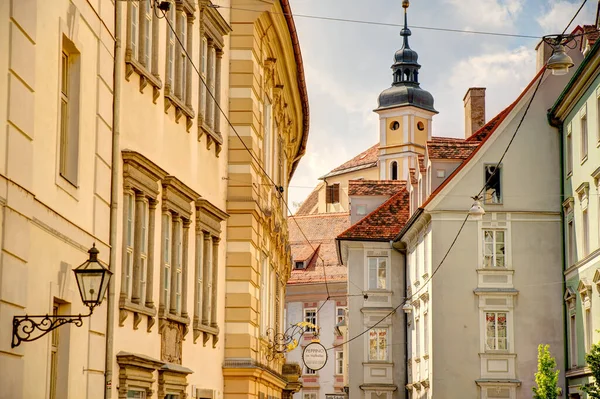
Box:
375 0 437 180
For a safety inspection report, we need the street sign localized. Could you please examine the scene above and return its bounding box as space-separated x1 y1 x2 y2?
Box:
302 342 328 371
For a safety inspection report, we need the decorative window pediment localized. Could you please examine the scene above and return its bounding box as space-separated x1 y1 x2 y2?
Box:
123 151 168 196
593 269 600 292
592 167 600 186
117 351 164 399
195 198 228 236
562 196 574 213
162 176 199 218
576 182 589 200
578 279 592 306
564 287 576 308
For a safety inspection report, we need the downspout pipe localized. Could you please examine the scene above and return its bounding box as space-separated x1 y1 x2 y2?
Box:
390 240 408 397
105 1 122 397
548 114 568 393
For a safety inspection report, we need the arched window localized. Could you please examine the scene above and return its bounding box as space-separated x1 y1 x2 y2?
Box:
404 69 410 81
391 161 398 180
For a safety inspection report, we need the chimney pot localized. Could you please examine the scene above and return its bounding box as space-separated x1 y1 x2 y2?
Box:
463 87 486 138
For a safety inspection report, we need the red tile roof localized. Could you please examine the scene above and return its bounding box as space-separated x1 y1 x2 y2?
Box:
427 137 480 160
409 168 417 185
288 213 350 284
421 67 547 210
465 105 514 142
295 183 322 216
348 180 406 196
418 154 426 173
584 25 600 47
321 144 379 178
337 189 410 241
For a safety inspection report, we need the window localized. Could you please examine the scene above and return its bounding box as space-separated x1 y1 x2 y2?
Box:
58 42 81 186
130 2 139 59
568 219 575 265
261 257 270 334
304 308 317 333
49 302 59 399
200 37 208 121
391 161 398 180
173 219 183 314
264 99 272 173
142 0 152 69
178 11 188 100
336 307 347 324
570 313 577 367
423 312 429 355
483 230 506 268
369 328 388 361
484 165 502 204
415 317 420 359
336 351 344 375
166 5 176 88
294 261 304 270
583 209 589 256
581 113 588 161
326 183 340 204
585 308 592 352
485 312 507 351
123 192 150 304
356 204 367 216
303 393 317 399
567 124 573 175
163 213 172 311
127 390 146 399
368 257 388 290
305 365 317 375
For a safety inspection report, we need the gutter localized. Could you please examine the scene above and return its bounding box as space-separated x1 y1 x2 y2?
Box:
559 123 569 393
280 0 309 179
105 2 122 397
392 208 424 243
390 242 408 395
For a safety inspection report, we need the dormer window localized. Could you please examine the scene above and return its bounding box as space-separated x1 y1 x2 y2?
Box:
294 261 305 270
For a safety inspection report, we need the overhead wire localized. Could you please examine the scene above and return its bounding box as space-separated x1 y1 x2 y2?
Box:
327 0 589 351
156 0 354 307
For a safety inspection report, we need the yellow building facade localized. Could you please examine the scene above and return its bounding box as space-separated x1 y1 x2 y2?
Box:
225 0 309 398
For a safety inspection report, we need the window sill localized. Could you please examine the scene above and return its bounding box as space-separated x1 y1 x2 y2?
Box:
165 89 195 131
125 51 162 103
198 122 223 156
118 297 157 332
56 173 80 200
193 320 219 347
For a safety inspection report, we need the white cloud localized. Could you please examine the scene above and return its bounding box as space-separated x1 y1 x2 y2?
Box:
444 0 524 30
537 0 595 33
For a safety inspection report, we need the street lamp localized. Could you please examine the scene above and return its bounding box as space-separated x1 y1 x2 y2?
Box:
11 244 112 348
469 196 485 218
543 34 576 76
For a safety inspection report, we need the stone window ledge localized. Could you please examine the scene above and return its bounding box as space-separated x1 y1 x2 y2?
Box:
119 297 157 332
193 320 219 347
164 89 194 131
125 51 162 103
198 122 223 157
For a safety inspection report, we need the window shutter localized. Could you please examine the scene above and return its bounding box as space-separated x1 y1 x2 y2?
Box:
333 184 340 203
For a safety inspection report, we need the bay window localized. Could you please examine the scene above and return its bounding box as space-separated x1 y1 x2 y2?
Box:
485 312 508 351
368 257 388 290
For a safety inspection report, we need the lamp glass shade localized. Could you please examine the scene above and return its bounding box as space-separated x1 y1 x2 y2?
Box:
547 45 574 75
73 246 112 308
469 200 485 217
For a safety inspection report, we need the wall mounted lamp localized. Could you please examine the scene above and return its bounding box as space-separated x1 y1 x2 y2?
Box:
11 245 112 348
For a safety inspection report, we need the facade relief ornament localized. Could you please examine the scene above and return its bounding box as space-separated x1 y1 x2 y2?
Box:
160 319 184 365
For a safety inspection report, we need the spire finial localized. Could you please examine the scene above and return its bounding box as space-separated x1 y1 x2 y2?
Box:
400 0 411 44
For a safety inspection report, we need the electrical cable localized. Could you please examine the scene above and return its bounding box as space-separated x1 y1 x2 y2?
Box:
157 2 346 305
209 4 542 39
326 0 589 348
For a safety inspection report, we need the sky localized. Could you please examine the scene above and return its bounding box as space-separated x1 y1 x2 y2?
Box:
287 0 596 210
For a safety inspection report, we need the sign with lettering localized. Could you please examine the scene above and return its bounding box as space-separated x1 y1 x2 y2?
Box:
302 342 328 371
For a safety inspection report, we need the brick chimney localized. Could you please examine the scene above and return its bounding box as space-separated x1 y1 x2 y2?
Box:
463 87 486 138
535 39 553 71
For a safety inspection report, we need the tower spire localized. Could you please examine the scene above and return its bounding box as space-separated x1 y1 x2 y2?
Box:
375 0 437 113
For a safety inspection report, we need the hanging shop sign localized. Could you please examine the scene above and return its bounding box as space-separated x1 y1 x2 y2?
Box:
302 342 328 371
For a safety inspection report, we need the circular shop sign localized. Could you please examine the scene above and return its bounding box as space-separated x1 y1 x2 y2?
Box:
302 342 328 371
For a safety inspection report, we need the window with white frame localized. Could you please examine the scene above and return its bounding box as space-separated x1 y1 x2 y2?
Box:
126 0 157 78
335 351 344 375
483 230 506 268
368 257 388 290
583 208 590 256
166 4 176 88
122 192 150 302
304 308 317 334
423 312 429 355
485 312 508 351
483 164 502 204
200 37 208 120
567 123 573 175
59 39 81 186
368 328 388 361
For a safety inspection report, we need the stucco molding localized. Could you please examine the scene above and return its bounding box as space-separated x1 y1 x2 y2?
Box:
593 269 600 292
125 51 162 104
122 151 168 198
162 176 199 219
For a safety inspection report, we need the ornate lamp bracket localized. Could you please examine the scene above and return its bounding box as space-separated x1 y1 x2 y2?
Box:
265 322 320 361
12 309 94 348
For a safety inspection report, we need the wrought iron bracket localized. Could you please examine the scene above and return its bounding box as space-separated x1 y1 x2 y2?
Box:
12 309 93 348
265 322 320 361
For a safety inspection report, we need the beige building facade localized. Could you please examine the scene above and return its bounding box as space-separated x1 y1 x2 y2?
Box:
0 0 115 397
224 1 308 399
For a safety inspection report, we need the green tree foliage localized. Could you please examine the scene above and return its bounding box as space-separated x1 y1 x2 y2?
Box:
581 342 600 398
533 344 561 399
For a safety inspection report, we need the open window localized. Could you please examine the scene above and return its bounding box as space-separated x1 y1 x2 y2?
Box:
484 165 502 204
